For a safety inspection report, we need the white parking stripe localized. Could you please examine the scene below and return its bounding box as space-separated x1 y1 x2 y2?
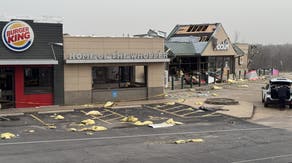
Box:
0 127 291 146
232 153 292 163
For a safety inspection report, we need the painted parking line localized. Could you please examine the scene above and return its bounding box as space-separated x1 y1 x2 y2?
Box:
144 104 219 119
81 109 126 124
232 153 292 163
80 110 112 124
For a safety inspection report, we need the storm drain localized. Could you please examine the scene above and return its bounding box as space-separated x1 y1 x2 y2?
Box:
205 98 239 105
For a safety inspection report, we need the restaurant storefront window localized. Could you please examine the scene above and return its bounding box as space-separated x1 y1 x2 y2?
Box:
24 67 53 94
92 66 146 89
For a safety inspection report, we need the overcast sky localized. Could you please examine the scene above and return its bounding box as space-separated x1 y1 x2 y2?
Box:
1 0 291 44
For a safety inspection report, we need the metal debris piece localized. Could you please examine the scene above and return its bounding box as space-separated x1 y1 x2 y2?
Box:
149 123 174 128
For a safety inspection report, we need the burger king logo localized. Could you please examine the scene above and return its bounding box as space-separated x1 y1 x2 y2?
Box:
2 20 34 52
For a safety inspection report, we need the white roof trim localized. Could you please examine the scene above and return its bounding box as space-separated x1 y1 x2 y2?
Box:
65 59 170 64
0 59 58 65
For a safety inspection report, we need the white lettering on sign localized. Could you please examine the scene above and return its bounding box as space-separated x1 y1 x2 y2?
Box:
68 52 168 60
215 39 229 51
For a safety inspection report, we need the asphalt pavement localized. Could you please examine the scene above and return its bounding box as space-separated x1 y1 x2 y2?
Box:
1 105 292 163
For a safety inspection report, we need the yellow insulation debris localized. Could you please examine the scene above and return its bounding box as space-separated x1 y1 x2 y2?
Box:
165 102 176 105
86 110 103 116
134 121 153 126
1 132 16 139
81 119 96 125
54 115 64 120
120 116 139 123
104 101 114 108
165 118 183 125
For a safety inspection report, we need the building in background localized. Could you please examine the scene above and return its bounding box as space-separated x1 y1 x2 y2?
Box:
233 43 249 77
165 23 236 78
63 36 169 105
0 19 64 109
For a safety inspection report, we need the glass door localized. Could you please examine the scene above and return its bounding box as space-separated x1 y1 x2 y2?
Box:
0 67 15 109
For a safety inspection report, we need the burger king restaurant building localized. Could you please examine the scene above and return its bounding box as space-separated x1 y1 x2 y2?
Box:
0 20 64 109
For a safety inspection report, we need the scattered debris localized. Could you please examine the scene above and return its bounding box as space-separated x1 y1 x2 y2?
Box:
134 121 153 126
81 119 96 125
195 101 203 105
85 110 103 116
212 85 222 90
121 116 139 123
176 98 185 103
175 140 186 144
1 132 16 139
199 105 228 112
174 138 204 144
165 102 176 105
79 126 107 132
165 118 183 125
227 79 237 84
54 115 64 120
104 101 114 108
28 130 35 133
30 114 56 129
237 85 249 88
186 107 194 111
68 128 77 132
196 93 209 97
83 104 94 107
149 123 174 128
47 125 57 129
86 132 94 136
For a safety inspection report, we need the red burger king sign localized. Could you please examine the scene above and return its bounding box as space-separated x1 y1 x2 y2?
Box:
2 20 34 52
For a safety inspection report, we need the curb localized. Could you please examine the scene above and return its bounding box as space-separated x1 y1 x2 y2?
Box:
37 109 75 114
0 113 24 116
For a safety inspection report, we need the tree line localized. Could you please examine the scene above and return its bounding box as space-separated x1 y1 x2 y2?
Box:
248 44 292 72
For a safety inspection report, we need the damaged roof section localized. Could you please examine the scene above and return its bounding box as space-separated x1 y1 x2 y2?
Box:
166 23 220 57
167 23 219 41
